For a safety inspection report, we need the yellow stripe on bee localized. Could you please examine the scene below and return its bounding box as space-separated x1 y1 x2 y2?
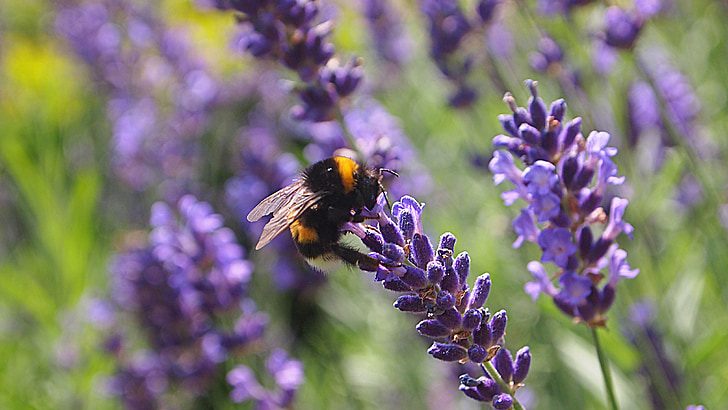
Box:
290 219 319 243
333 156 359 193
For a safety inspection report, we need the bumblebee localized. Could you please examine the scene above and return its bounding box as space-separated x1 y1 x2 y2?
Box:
247 156 396 271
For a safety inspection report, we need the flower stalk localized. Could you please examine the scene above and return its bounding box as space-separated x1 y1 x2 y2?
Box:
592 327 619 410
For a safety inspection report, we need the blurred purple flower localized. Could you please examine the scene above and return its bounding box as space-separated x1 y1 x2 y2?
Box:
360 0 412 67
603 7 643 50
650 61 702 148
227 349 303 408
592 40 619 76
623 301 683 409
222 0 361 122
537 0 595 16
489 80 638 326
529 35 581 90
56 1 218 195
421 0 502 107
108 195 300 407
628 81 664 146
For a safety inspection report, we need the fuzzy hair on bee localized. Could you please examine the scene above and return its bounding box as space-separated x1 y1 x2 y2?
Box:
246 156 396 271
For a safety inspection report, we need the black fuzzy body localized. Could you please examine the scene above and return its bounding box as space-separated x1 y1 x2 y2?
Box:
292 157 380 271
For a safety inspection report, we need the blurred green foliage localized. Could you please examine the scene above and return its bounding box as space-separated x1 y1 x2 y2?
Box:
1 0 728 409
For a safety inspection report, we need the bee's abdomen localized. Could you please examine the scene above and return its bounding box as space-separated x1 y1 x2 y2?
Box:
290 209 340 258
290 219 319 244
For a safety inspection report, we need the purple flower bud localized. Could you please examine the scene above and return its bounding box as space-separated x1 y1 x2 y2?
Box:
412 233 434 268
562 117 581 149
476 377 499 401
542 128 559 155
453 252 470 285
530 36 563 73
427 342 467 362
468 344 488 363
383 277 411 292
440 268 460 294
476 0 500 23
577 287 599 322
459 385 486 401
492 393 514 410
526 80 547 130
374 265 391 281
580 191 602 214
473 322 493 347
320 58 362 97
499 114 519 137
468 273 492 309
561 156 578 189
588 237 613 263
439 232 457 251
493 347 514 383
398 211 415 240
427 261 445 284
391 295 423 314
292 83 337 122
362 230 384 253
380 218 404 246
449 86 478 108
401 265 428 289
436 290 456 310
519 123 542 146
513 346 531 384
604 7 643 49
570 163 595 191
489 310 507 343
437 307 462 329
549 98 566 122
578 226 593 260
381 243 404 263
600 283 616 312
462 309 482 331
417 319 451 338
459 373 480 387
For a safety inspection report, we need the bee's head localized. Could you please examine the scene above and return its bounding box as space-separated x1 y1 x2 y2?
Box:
357 167 399 211
356 168 381 210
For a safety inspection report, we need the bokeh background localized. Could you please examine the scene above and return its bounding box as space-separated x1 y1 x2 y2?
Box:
1 0 727 408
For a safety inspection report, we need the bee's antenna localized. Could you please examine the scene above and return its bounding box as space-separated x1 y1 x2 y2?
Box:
379 168 399 178
377 168 398 212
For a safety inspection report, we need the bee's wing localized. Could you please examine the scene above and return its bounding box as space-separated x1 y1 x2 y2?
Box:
252 186 324 250
247 179 304 222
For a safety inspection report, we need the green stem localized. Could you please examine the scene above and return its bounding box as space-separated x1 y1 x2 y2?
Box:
334 106 365 160
591 327 619 410
481 362 526 410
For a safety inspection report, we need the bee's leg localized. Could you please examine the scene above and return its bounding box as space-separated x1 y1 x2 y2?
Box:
351 209 380 223
351 209 366 223
331 243 379 272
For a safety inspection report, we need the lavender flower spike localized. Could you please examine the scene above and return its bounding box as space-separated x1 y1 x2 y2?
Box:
108 195 301 407
342 194 531 406
224 0 362 121
489 80 639 327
